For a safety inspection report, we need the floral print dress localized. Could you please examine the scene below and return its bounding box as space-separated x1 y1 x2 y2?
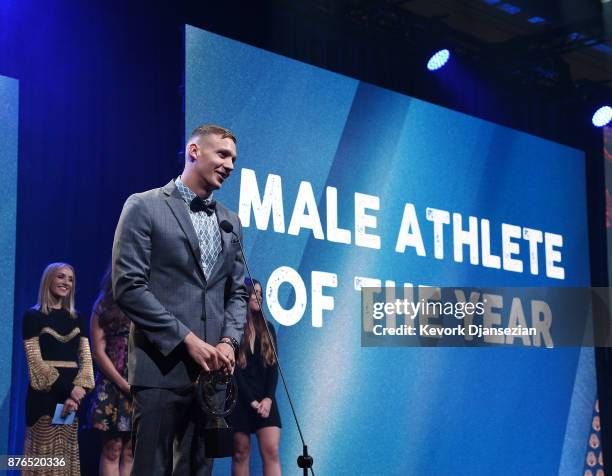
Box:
88 302 132 433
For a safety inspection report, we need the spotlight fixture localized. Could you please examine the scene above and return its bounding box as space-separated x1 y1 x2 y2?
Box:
592 106 612 127
427 49 451 71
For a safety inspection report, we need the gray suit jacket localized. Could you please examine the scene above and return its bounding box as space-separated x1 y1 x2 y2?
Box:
112 179 248 388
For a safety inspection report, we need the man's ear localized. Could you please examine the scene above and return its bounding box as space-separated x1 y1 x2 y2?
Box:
187 143 198 162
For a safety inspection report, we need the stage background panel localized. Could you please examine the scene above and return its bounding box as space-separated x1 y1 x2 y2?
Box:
186 25 594 476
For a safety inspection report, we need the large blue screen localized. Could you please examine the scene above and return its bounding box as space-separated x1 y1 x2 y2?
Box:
186 25 594 475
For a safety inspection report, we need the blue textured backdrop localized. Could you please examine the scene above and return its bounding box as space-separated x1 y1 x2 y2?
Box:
0 74 18 457
187 26 595 475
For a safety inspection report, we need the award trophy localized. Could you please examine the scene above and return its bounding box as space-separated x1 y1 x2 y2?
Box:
195 369 238 458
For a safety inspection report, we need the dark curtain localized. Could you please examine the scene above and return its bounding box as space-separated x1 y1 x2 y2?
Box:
0 1 184 470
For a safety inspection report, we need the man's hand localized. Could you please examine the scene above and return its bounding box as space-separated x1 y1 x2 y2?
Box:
184 332 229 372
216 342 235 374
70 386 86 405
62 398 79 417
257 397 272 418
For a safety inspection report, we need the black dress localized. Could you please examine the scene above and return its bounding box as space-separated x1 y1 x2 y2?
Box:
229 323 282 433
22 307 95 476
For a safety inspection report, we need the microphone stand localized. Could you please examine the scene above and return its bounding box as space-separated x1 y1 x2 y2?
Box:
221 221 315 476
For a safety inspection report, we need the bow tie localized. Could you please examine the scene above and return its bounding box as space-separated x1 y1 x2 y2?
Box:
190 197 216 216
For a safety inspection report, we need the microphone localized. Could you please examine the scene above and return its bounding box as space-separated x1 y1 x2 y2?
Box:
219 220 233 234
219 219 315 476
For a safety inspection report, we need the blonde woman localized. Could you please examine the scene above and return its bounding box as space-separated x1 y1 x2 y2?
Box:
22 262 95 475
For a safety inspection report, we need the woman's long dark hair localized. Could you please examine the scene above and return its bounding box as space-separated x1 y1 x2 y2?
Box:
94 265 129 334
237 278 276 368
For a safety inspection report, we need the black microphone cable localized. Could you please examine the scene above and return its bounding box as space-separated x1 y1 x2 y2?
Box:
219 220 315 476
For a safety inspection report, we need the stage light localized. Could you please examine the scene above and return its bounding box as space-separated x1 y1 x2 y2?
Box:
527 16 546 24
427 49 451 71
592 106 612 127
497 3 521 15
497 3 521 14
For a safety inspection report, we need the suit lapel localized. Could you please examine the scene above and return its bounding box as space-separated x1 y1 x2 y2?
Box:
207 203 232 281
162 180 207 282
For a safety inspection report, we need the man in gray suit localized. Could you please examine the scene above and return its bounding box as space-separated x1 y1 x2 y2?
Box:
112 124 249 475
